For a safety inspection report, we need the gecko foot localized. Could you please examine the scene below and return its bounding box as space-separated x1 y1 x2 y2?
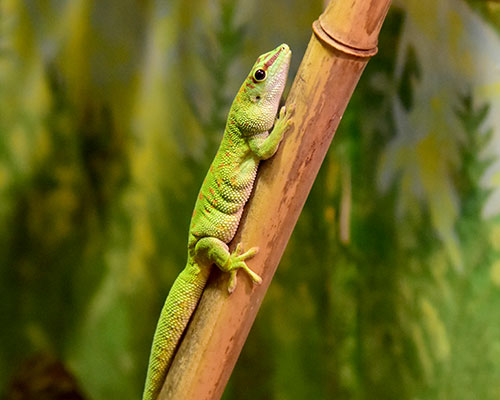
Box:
223 243 261 293
275 103 295 131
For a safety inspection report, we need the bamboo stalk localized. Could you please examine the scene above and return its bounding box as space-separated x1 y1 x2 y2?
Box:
159 0 391 398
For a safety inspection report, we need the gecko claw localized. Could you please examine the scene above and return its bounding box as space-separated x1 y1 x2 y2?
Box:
228 271 238 293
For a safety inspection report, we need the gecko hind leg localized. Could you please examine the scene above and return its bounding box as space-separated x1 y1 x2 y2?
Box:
194 238 261 293
224 243 261 293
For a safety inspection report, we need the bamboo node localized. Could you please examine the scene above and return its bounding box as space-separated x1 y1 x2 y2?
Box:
312 20 378 58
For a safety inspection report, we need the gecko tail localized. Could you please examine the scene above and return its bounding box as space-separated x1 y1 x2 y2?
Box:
142 262 208 400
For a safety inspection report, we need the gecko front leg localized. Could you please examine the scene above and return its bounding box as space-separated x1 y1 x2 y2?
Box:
248 104 295 160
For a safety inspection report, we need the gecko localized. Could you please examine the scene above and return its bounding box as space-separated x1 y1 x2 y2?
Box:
143 43 292 400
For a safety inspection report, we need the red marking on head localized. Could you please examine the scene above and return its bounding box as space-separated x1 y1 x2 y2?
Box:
218 163 225 169
246 82 255 89
209 187 215 196
216 178 221 187
192 209 197 217
264 47 282 70
210 165 214 173
225 151 230 157
199 193 203 200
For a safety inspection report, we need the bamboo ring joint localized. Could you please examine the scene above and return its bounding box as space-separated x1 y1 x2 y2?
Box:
312 19 378 58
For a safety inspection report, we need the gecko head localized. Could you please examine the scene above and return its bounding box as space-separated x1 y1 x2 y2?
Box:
231 44 291 134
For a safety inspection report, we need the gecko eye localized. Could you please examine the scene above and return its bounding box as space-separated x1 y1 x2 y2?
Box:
253 69 266 81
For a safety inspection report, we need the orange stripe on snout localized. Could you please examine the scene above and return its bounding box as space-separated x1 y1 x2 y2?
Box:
263 47 282 70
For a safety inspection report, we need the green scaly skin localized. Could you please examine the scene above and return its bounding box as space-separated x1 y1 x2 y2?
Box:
143 44 292 400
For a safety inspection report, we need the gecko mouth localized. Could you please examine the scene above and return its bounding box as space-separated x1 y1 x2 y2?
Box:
265 45 291 94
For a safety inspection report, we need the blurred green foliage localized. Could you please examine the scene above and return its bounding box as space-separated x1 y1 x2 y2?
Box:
1 0 500 399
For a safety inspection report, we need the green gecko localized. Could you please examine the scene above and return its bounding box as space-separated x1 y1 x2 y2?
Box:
143 43 292 400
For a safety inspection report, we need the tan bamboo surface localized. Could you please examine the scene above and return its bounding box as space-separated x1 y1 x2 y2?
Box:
159 0 391 398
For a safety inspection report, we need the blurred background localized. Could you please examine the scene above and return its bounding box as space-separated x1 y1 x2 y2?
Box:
1 0 500 399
